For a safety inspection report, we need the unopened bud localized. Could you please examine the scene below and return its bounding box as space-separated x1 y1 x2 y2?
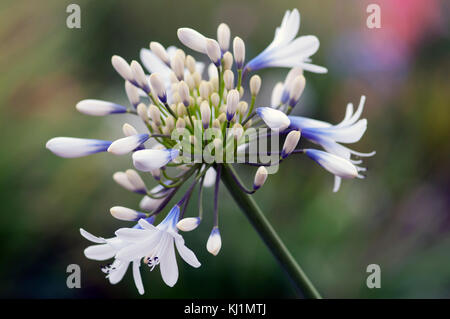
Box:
250 75 261 96
253 166 268 190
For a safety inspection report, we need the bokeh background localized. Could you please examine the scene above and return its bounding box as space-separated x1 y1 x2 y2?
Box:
0 0 449 298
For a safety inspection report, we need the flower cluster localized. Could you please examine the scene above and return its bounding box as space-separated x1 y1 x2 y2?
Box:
46 9 374 294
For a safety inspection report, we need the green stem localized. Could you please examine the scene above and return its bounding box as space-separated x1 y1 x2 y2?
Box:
220 164 322 299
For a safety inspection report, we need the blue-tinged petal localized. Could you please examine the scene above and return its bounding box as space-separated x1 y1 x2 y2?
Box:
108 134 149 155
305 149 358 179
76 99 127 116
46 137 111 158
132 148 179 172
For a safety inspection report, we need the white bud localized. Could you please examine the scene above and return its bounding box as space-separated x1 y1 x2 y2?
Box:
288 75 306 106
222 51 233 70
223 69 234 90
199 81 210 100
176 117 186 133
150 168 161 180
149 73 167 103
185 73 195 91
108 134 149 155
226 89 239 121
125 81 140 107
122 123 139 136
200 101 211 128
149 41 170 65
253 166 268 190
232 123 243 140
110 206 146 221
125 169 146 193
206 39 222 66
148 104 161 126
130 60 149 91
271 82 284 106
178 81 190 107
76 99 127 116
170 52 185 80
210 93 220 107
282 130 301 158
177 217 201 232
250 75 261 96
233 37 245 69
185 55 196 74
113 172 135 192
238 101 248 115
136 103 149 122
217 23 231 52
111 55 132 81
177 28 208 54
206 227 222 256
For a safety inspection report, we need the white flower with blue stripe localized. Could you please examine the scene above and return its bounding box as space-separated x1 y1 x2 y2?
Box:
244 9 327 74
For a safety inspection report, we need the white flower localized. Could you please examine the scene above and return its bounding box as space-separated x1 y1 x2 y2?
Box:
256 107 290 131
233 37 245 69
217 23 231 53
80 228 145 295
245 9 327 73
132 148 179 172
107 134 149 155
226 89 240 121
206 39 222 66
288 96 375 191
46 137 111 158
76 99 127 116
115 205 201 287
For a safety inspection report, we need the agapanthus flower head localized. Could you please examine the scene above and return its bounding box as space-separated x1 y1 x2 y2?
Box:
46 8 374 294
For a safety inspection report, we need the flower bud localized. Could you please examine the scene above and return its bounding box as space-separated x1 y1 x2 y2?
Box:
253 166 268 190
210 93 220 107
232 123 243 140
177 80 190 107
222 51 233 70
199 81 210 100
122 123 139 136
176 117 186 133
177 28 207 54
76 99 127 116
125 169 147 193
206 227 222 256
150 41 170 65
177 217 201 232
288 75 306 107
113 171 135 192
206 39 222 66
223 69 234 90
217 23 231 52
233 37 245 69
170 53 185 81
108 134 149 155
125 81 140 108
281 130 301 158
185 55 196 74
250 75 261 96
149 73 167 103
130 60 149 92
200 101 211 129
136 103 149 122
110 206 146 221
148 104 161 126
238 101 248 115
111 55 133 81
226 89 239 121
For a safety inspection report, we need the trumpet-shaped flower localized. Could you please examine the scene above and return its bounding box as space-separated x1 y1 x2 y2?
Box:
245 9 327 74
288 96 375 191
115 205 201 287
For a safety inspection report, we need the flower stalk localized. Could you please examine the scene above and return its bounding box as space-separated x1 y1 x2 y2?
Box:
220 164 322 299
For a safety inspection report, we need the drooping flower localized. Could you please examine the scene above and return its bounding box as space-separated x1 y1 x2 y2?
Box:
288 96 375 191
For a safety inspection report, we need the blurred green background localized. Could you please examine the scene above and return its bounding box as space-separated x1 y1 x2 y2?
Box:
0 0 449 298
